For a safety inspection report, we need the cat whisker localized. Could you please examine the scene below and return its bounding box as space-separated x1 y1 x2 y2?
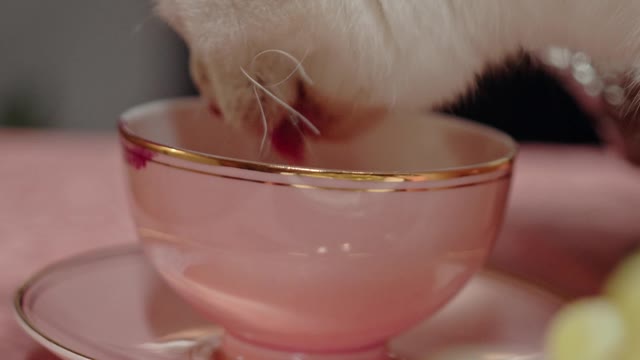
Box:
629 90 640 123
240 66 321 136
288 114 317 158
249 48 314 87
619 84 640 123
253 85 270 157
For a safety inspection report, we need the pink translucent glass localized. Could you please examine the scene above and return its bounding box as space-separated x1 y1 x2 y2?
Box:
118 98 516 357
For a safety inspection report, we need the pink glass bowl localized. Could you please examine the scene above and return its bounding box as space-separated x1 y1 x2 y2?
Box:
118 98 517 357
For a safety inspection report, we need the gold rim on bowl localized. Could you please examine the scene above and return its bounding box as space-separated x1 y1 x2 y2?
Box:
118 98 518 183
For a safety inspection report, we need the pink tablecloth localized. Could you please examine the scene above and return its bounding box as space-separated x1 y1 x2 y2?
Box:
1 130 639 359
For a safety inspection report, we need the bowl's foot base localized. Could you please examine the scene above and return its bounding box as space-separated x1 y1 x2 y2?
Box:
214 334 393 360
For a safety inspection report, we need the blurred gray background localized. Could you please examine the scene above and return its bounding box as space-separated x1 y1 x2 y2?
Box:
0 1 598 143
0 0 193 130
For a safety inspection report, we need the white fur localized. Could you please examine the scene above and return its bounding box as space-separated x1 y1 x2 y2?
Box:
155 0 640 134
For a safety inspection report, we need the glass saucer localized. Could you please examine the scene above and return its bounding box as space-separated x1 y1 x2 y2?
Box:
14 245 561 360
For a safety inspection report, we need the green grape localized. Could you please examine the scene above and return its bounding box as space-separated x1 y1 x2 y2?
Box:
606 251 640 335
546 297 625 360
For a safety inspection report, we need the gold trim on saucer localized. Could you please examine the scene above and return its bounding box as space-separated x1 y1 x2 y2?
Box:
13 246 566 360
118 122 517 183
13 246 139 360
14 295 96 360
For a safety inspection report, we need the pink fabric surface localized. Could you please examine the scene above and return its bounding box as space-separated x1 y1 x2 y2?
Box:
1 130 639 359
491 145 640 296
0 130 134 359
